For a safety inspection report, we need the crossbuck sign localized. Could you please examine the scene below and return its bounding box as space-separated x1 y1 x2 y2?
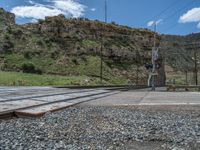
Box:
152 47 159 61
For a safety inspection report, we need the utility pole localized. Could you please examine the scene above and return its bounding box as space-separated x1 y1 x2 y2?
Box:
100 0 107 84
100 36 103 83
136 64 139 85
151 22 157 91
194 49 198 85
185 71 188 85
105 0 107 23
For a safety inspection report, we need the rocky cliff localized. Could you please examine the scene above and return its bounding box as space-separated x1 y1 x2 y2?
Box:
0 8 15 27
0 8 165 86
160 33 200 73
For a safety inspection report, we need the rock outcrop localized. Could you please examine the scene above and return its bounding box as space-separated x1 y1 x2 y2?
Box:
0 8 166 86
0 8 15 27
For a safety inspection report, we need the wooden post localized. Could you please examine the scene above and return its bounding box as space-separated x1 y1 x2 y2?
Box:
136 65 139 85
185 71 188 85
194 50 198 85
173 79 176 85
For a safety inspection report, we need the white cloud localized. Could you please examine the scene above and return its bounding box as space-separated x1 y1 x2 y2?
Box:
179 8 200 29
147 21 154 27
11 6 64 20
53 0 86 17
28 0 35 4
179 8 200 23
147 19 162 27
31 18 39 23
156 19 163 25
11 0 86 20
91 8 96 12
197 22 200 28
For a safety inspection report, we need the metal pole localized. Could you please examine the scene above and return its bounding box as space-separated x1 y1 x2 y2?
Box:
136 64 139 85
100 0 107 84
100 35 103 83
105 0 107 23
194 49 198 85
185 71 188 85
151 23 157 91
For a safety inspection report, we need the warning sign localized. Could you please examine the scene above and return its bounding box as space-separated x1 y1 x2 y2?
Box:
152 48 158 61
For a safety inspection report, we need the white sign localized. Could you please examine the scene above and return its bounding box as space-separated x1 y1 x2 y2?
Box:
152 48 159 61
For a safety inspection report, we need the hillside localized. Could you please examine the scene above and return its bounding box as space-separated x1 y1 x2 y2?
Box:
0 8 166 86
160 33 200 72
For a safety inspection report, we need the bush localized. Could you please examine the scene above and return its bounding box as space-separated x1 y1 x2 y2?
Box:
24 51 32 59
38 19 44 24
36 39 44 47
3 41 14 53
12 29 23 38
50 51 58 59
72 58 79 65
21 62 42 74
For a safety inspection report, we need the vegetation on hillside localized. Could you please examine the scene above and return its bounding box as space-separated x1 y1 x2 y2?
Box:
0 71 129 86
161 34 200 72
0 8 158 86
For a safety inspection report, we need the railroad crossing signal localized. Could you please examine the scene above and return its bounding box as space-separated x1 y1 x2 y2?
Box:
145 64 160 70
152 47 159 61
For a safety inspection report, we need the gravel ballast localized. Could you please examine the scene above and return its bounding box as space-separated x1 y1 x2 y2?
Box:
0 106 200 150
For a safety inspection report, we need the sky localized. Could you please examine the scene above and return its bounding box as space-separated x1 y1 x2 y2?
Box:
0 0 200 35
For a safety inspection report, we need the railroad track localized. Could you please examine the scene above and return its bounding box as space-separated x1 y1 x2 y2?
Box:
0 89 96 103
55 85 147 90
0 85 148 119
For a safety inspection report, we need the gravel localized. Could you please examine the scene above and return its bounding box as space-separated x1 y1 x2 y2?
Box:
0 106 200 150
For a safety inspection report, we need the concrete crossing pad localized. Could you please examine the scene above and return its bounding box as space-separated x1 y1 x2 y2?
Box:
0 87 120 118
15 92 118 117
82 88 200 106
1 86 200 118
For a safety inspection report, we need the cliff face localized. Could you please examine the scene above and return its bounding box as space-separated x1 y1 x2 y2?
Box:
0 8 165 86
0 8 15 27
22 15 159 61
160 33 200 73
0 9 15 53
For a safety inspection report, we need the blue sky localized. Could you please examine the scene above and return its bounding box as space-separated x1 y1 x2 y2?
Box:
0 0 200 35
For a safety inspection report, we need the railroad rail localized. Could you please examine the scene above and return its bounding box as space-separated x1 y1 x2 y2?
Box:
55 85 148 90
167 85 200 92
0 85 148 119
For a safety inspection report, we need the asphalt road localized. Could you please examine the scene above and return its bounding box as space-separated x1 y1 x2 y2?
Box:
82 87 200 106
1 86 200 117
0 87 119 117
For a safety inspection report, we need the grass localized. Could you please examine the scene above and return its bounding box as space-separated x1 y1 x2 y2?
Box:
1 54 130 83
82 39 99 47
0 23 149 86
0 53 131 86
0 71 129 86
166 72 200 85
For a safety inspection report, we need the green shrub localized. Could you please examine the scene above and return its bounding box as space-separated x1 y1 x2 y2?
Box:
36 39 44 47
21 62 42 74
12 28 23 38
24 51 32 59
50 51 57 59
3 40 14 52
72 58 79 65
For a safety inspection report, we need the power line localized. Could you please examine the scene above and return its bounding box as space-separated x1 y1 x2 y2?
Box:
161 0 197 33
162 23 179 33
162 0 196 23
142 0 181 26
143 0 196 33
